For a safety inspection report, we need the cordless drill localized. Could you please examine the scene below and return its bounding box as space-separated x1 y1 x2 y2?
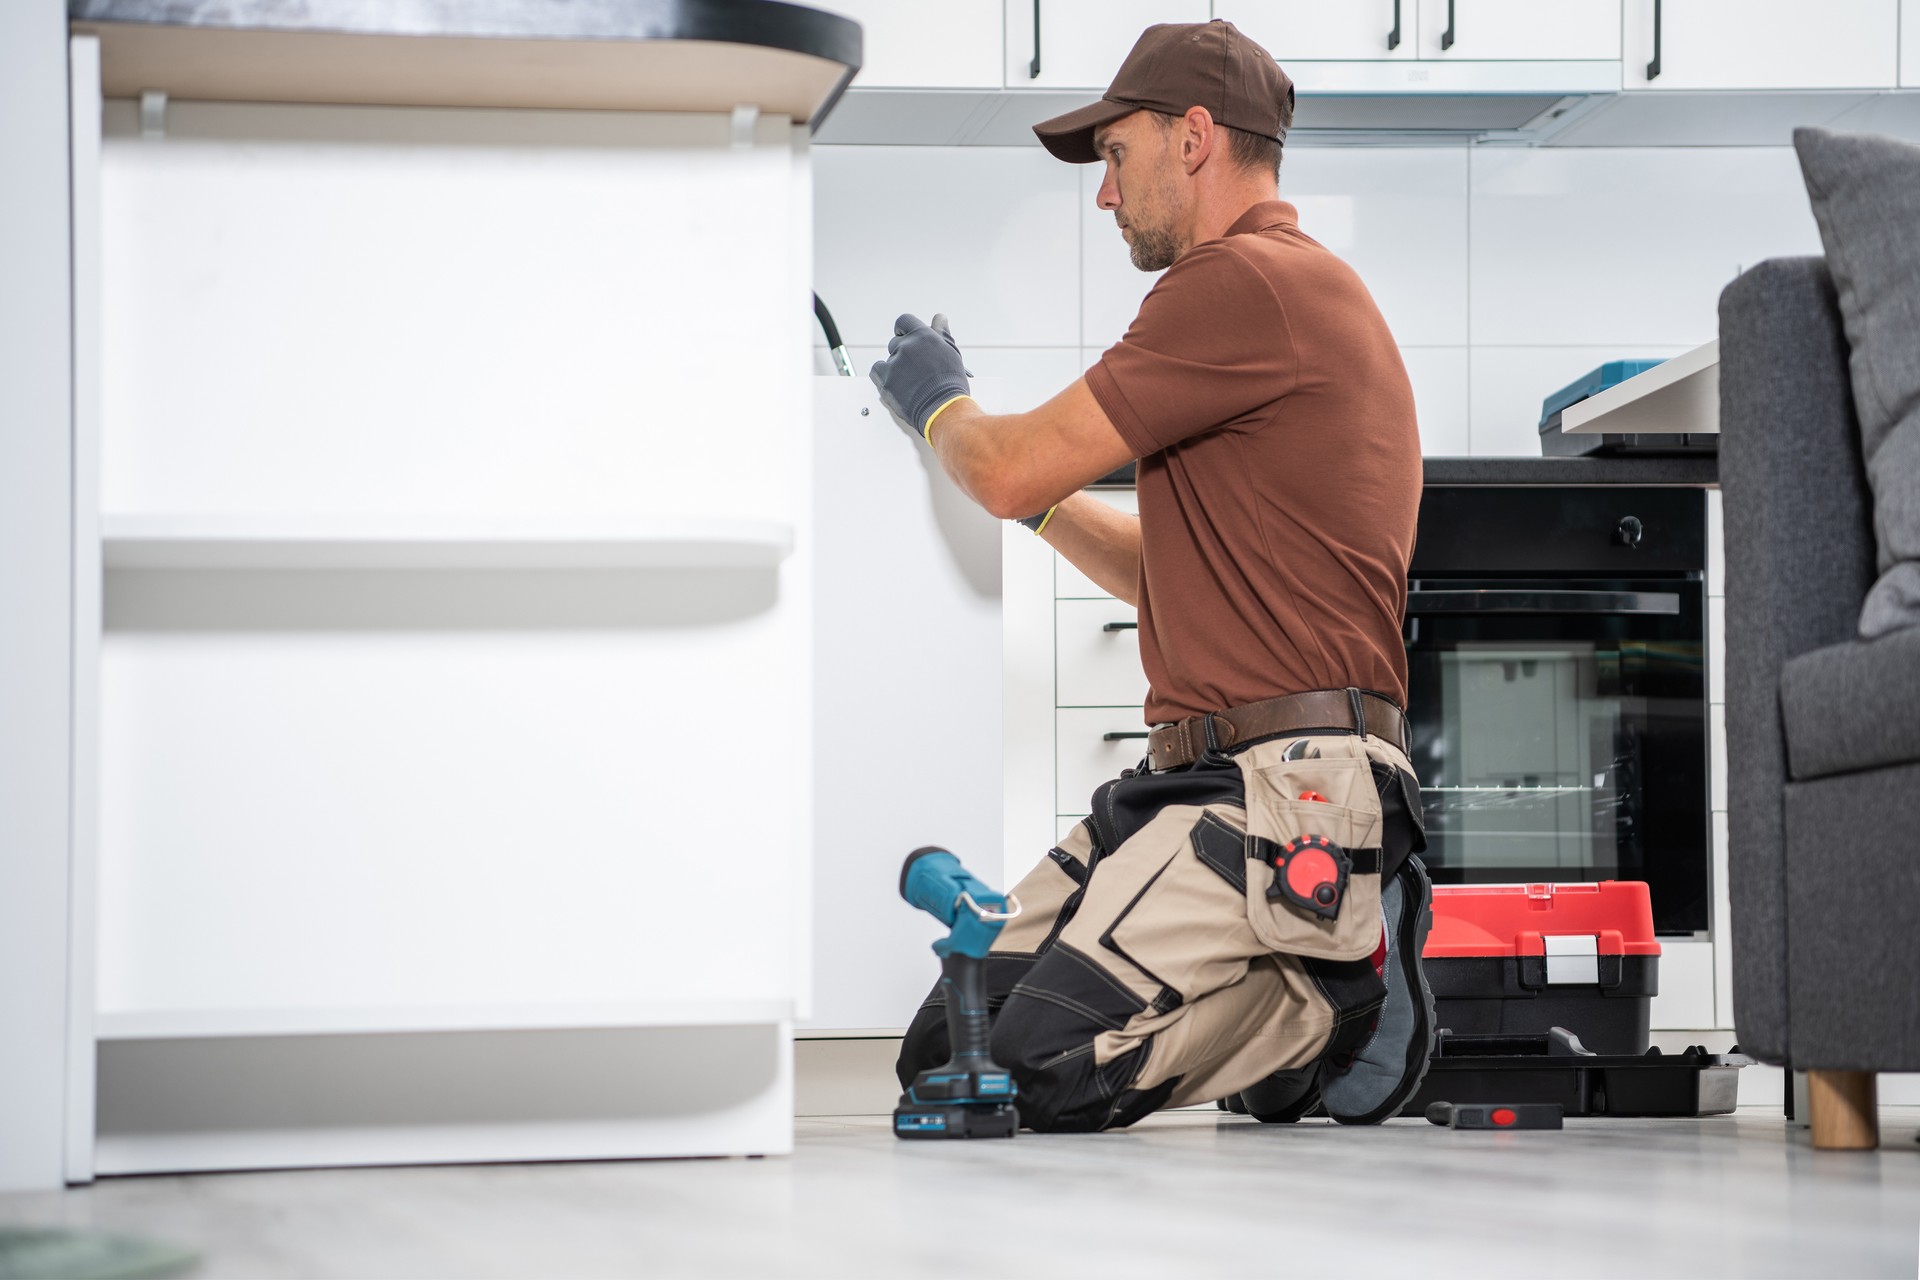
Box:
892 847 1021 1140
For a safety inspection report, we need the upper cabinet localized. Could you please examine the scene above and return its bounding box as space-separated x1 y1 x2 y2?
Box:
1215 1 1618 63
1006 0 1210 89
1904 0 1920 85
1418 0 1622 61
1622 0 1899 89
1214 1 1414 61
819 0 1003 89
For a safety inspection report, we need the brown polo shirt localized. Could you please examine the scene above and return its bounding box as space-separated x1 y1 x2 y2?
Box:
1085 200 1420 726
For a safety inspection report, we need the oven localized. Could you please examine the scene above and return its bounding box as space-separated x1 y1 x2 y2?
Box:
1404 487 1709 935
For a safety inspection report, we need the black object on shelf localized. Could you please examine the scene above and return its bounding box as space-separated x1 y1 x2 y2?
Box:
1407 1027 1749 1118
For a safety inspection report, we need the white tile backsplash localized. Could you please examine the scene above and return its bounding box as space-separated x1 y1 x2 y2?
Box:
1469 345 1693 456
1078 147 1470 352
1401 347 1471 457
1469 147 1823 348
1282 148 1470 348
813 146 1081 349
815 141 1823 457
1079 164 1160 351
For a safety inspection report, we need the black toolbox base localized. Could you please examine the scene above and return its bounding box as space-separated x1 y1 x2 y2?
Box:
1407 1030 1749 1119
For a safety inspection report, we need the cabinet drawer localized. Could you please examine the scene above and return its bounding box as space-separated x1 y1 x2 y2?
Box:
1053 490 1137 599
1056 707 1153 814
1056 599 1148 708
1055 553 1115 600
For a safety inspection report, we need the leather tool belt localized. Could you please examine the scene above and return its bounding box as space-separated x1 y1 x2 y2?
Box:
1147 688 1407 772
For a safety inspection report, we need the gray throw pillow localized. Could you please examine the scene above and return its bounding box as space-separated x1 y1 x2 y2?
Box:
1793 126 1920 638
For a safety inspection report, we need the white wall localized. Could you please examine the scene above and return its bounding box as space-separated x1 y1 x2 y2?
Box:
0 0 76 1192
813 142 1825 453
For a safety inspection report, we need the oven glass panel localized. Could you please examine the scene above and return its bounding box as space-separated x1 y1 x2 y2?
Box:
1404 577 1708 934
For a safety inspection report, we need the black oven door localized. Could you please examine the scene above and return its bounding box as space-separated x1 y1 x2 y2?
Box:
1403 576 1708 934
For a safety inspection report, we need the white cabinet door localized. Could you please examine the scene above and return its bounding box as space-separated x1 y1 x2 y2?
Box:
1904 0 1920 84
1213 0 1414 61
1007 0 1211 89
1623 0 1898 89
1419 0 1622 60
817 0 1003 88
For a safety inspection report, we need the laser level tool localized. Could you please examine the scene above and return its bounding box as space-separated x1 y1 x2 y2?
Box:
892 846 1022 1140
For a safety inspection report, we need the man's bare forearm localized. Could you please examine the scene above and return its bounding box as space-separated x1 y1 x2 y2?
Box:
1040 493 1142 607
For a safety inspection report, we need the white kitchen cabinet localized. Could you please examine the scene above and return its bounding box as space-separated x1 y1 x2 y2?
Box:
817 0 1003 88
1006 0 1210 89
1216 0 1617 64
1904 0 1920 85
1623 0 1898 89
1056 598 1148 707
808 377 1005 1035
1419 0 1621 61
1213 1 1414 61
67 0 857 1174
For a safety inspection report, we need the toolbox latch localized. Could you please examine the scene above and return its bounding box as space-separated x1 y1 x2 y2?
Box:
1544 934 1601 985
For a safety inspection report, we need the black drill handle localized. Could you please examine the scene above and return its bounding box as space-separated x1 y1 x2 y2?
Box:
941 952 994 1066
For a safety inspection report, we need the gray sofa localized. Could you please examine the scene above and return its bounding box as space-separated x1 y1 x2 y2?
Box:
1719 257 1920 1149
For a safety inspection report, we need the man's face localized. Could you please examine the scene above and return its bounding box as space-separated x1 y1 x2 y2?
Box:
1094 111 1186 273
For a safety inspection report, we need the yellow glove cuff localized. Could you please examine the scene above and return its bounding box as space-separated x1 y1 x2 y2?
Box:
922 394 974 444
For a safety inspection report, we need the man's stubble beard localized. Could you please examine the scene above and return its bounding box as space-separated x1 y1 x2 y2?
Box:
1128 223 1180 272
1123 164 1184 272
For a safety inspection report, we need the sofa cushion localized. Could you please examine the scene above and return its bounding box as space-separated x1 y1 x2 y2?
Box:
1781 625 1920 779
1793 127 1920 638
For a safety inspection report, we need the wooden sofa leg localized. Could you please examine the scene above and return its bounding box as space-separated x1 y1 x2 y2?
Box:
1807 1070 1878 1149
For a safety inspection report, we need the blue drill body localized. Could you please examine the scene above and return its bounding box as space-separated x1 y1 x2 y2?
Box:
893 847 1021 1140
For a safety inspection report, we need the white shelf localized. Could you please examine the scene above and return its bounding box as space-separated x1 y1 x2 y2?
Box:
1561 340 1721 436
101 514 795 571
97 999 793 1041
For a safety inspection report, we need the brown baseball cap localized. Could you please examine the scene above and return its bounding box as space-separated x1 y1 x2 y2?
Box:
1033 20 1295 165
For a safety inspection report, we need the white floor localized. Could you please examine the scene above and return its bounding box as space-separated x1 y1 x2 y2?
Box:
5 1108 1919 1279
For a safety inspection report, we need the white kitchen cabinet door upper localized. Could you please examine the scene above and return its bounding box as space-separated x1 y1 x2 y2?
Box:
1007 0 1211 89
1622 0 1898 89
1904 0 1920 85
1212 1 1414 62
1419 0 1622 60
819 0 1003 88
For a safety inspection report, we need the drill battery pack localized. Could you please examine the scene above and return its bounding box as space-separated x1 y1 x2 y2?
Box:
893 1100 1019 1139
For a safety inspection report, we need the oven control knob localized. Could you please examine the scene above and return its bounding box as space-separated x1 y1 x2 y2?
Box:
1614 515 1644 549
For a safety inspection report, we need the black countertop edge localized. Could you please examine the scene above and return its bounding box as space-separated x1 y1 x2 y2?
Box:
70 0 864 125
1088 455 1719 489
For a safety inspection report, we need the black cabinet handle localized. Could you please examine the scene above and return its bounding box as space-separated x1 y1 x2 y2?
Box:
1101 621 1137 632
1441 0 1456 50
1405 589 1680 616
1102 731 1151 741
1029 0 1042 78
1646 0 1663 81
1388 0 1402 51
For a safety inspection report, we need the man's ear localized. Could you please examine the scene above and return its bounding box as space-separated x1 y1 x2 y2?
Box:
1183 106 1215 174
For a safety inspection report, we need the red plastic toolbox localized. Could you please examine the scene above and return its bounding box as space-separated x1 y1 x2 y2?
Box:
1422 882 1662 1056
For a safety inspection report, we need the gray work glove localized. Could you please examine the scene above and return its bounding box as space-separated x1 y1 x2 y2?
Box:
869 312 972 442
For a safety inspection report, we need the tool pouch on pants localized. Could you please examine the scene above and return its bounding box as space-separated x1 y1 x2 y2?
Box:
1236 734 1404 963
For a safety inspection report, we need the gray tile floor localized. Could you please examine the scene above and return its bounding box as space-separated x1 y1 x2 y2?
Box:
5 1109 1919 1279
